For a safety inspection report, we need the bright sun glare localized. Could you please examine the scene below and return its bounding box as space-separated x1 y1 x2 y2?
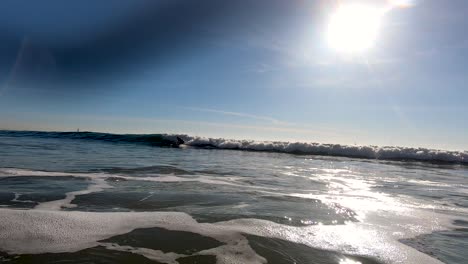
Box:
327 4 385 54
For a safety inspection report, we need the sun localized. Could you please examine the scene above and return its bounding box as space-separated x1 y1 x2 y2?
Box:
327 4 385 54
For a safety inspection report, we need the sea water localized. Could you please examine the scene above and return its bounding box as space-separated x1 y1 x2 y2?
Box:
0 131 467 264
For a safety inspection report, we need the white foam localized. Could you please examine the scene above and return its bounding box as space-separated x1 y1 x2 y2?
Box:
0 168 85 177
11 193 35 204
0 209 195 255
0 208 452 264
34 177 112 211
174 135 468 164
0 168 113 210
100 243 186 264
0 168 112 181
0 168 252 190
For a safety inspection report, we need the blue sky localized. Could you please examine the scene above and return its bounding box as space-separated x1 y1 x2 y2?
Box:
0 0 467 150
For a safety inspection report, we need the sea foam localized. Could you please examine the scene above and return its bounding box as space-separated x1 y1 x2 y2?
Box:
0 207 450 264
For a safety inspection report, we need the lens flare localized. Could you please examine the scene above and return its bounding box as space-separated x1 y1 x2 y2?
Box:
327 4 385 54
388 0 414 8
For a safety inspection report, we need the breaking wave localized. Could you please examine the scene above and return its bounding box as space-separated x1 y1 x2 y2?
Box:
1 130 467 164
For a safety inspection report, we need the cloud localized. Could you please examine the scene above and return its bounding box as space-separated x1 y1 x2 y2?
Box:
181 106 290 126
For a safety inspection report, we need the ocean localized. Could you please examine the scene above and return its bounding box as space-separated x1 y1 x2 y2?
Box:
0 130 466 264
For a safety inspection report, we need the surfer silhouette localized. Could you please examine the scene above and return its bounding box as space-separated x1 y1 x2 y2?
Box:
176 136 185 145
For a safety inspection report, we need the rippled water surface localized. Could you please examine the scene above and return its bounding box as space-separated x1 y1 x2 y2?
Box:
0 133 467 264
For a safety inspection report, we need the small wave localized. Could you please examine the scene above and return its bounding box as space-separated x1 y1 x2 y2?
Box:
1 130 467 164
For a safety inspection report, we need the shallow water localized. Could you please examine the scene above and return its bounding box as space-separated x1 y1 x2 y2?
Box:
0 132 467 263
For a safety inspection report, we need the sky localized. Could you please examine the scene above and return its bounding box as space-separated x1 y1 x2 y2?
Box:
0 0 467 150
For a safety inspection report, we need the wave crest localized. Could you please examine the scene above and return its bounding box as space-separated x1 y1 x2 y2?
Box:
183 136 467 164
1 130 467 164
